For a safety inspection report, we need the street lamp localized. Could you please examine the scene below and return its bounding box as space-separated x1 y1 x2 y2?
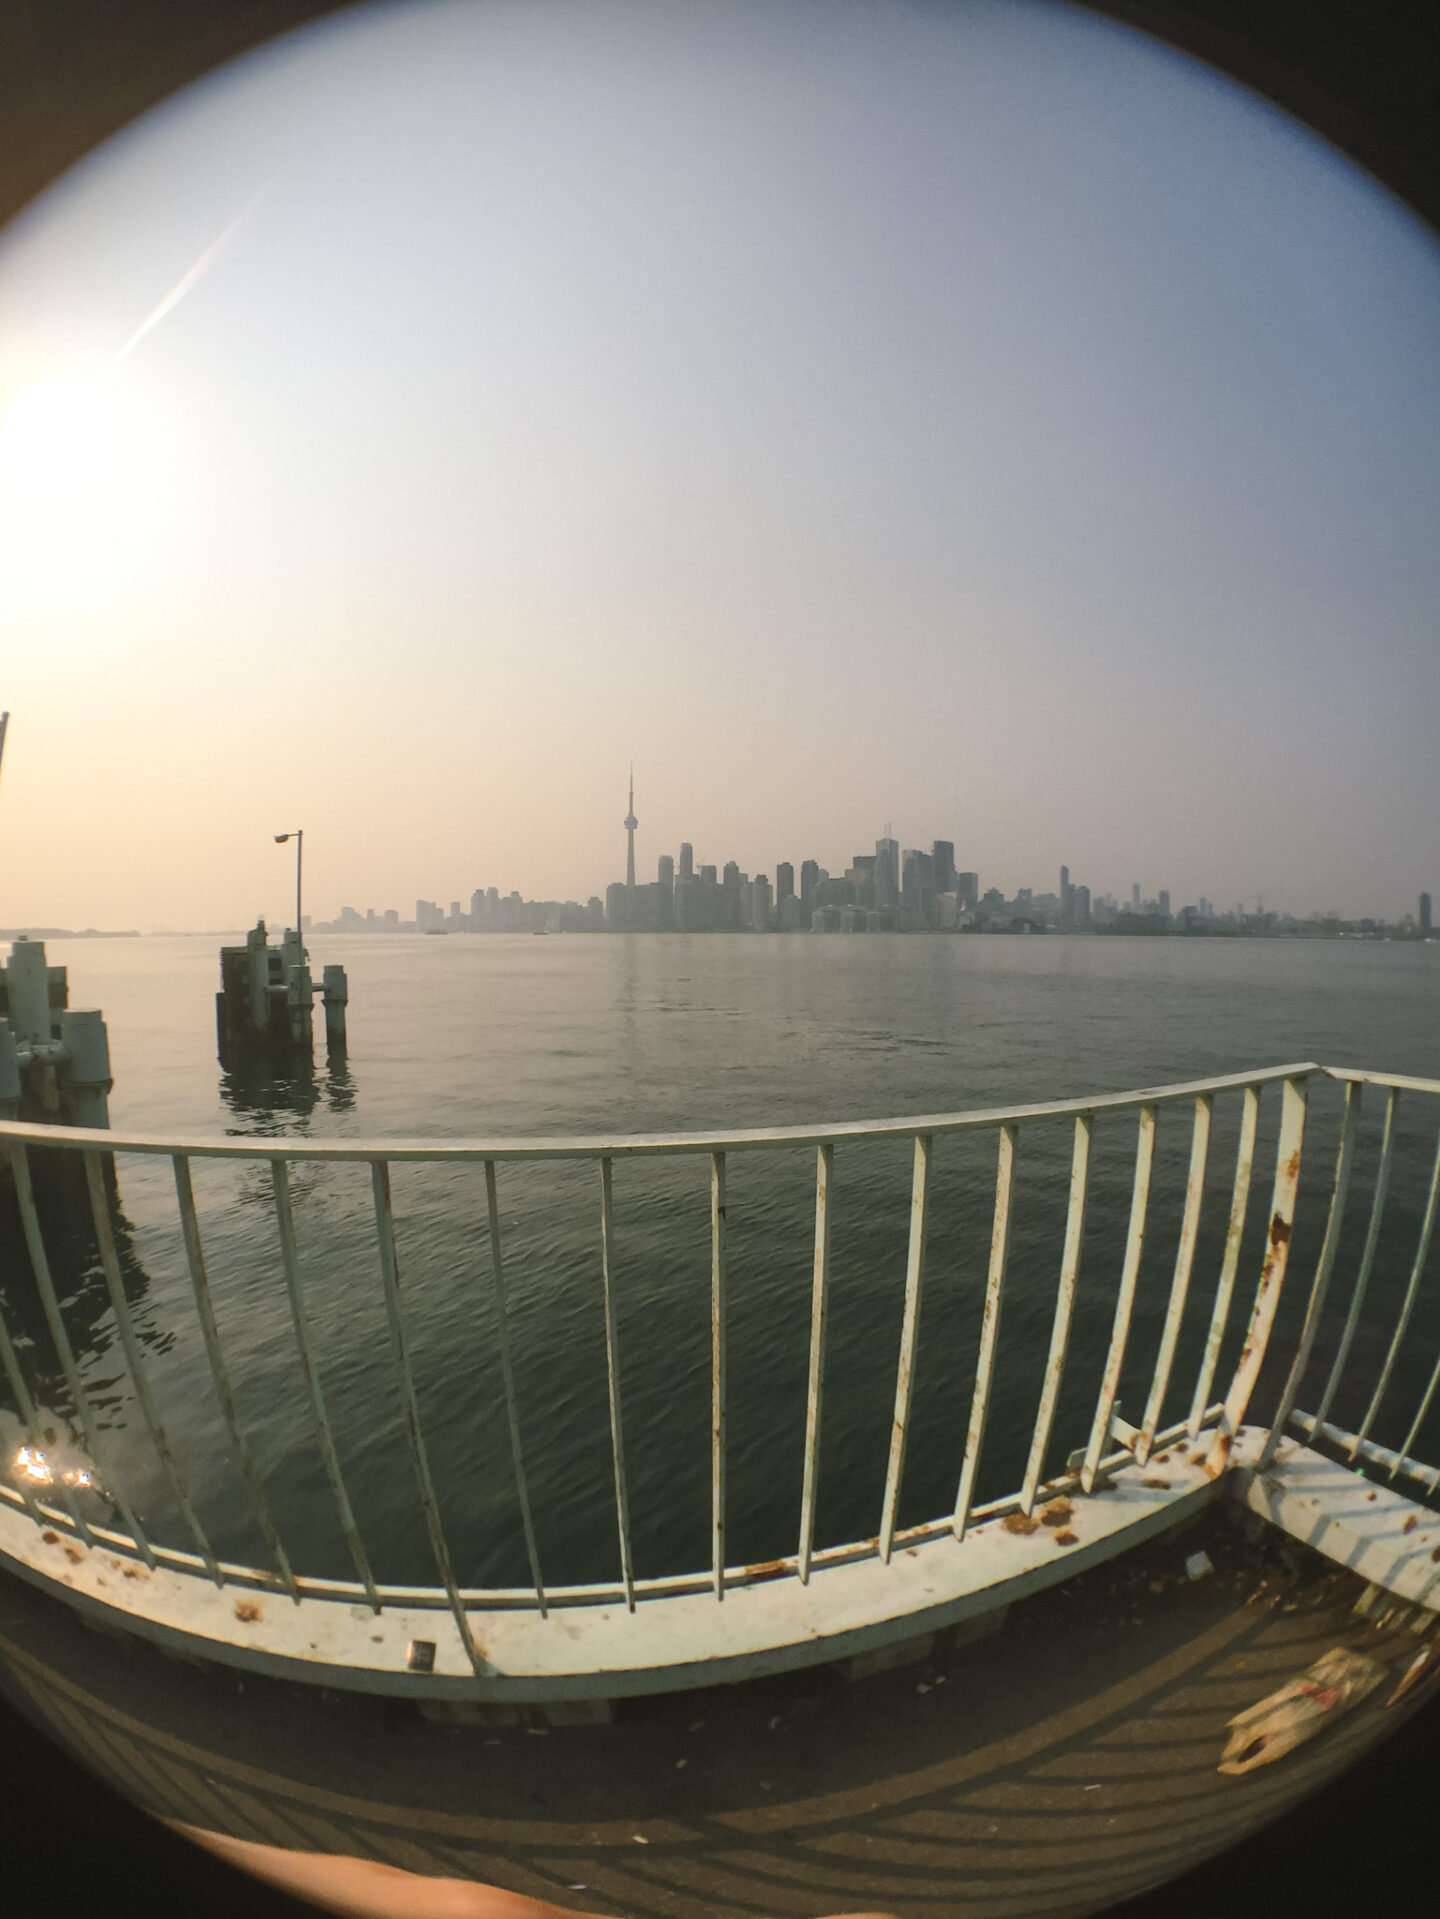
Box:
274 830 303 936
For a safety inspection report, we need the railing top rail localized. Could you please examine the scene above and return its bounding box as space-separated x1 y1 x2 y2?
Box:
0 1063 1322 1163
1323 1066 1440 1097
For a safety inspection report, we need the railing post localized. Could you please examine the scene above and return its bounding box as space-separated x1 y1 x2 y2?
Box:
1345 1124 1440 1466
1214 1075 1310 1475
1390 1134 1440 1477
598 1156 635 1610
710 1150 727 1601
1021 1113 1090 1513
1187 1085 1260 1437
798 1142 833 1584
1312 1087 1396 1434
371 1161 482 1671
879 1133 931 1562
270 1158 380 1609
1081 1105 1156 1493
953 1124 1017 1538
173 1154 299 1600
1137 1096 1212 1463
483 1161 547 1615
83 1151 222 1583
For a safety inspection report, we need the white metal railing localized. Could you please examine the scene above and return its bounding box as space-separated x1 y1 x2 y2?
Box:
3 1062 1440 1679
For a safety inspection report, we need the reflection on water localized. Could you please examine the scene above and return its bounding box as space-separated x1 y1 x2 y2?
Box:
219 1055 357 1133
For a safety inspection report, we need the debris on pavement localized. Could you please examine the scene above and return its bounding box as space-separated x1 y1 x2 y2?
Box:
1385 1643 1440 1708
1218 1647 1386 1774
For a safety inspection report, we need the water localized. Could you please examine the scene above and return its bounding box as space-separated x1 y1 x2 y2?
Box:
5 932 1440 1592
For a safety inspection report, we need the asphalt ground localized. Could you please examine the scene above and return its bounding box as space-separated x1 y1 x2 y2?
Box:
2 1497 1438 1916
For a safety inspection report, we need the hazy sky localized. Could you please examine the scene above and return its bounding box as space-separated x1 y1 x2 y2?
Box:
2 0 1438 929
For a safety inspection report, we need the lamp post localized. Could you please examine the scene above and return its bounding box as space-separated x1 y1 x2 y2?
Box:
274 830 303 936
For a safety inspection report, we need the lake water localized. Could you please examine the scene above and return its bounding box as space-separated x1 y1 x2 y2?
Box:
5 932 1440 1592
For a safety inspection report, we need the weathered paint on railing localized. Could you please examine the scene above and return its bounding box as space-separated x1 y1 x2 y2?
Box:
1186 1083 1259 1438
1082 1104 1154 1494
4 1059 1440 1687
1210 1075 1307 1476
1252 1077 1352 1474
954 1122 1016 1537
1137 1095 1210 1464
1020 1112 1090 1515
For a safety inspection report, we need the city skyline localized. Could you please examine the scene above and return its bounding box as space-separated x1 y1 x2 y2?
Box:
292 775 1433 939
2 0 1438 931
4 768 1434 937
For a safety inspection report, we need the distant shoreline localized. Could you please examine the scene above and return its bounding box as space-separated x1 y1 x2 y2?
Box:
0 927 143 940
7 926 1432 944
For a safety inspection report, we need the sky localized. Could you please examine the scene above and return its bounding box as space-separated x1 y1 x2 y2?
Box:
1 0 1438 930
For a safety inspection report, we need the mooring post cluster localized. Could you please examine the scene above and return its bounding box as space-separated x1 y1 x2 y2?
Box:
215 919 347 1068
0 938 113 1128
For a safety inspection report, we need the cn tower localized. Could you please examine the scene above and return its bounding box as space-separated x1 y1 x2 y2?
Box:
624 767 638 898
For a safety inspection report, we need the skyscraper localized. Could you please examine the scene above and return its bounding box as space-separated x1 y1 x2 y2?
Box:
800 859 820 912
901 849 935 929
933 841 955 897
956 872 979 909
679 842 694 882
623 768 638 899
1131 883 1141 914
874 838 899 911
847 854 877 912
720 862 742 932
1422 892 1433 935
776 862 795 902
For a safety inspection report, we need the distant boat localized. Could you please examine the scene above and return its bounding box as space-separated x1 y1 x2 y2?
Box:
426 928 449 936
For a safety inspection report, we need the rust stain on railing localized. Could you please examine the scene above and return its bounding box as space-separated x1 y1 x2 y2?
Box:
4 1060 1440 1678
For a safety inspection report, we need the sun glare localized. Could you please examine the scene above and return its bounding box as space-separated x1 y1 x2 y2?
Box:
0 375 167 604
2 377 137 498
